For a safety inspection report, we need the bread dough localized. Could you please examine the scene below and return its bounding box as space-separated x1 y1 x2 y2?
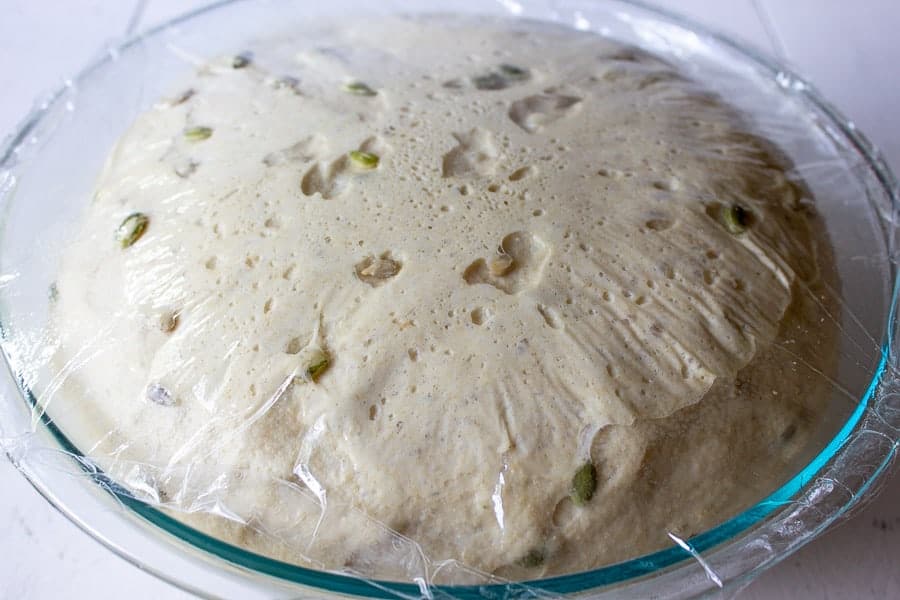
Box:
46 15 837 582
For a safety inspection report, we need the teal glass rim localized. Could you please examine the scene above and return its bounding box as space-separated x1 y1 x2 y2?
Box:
1 1 898 597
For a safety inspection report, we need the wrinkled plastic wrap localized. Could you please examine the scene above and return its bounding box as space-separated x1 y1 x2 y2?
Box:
0 1 898 598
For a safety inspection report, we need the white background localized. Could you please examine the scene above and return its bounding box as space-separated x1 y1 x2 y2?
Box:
1 1 898 598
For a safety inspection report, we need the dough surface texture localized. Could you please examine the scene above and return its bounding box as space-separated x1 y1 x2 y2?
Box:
48 15 834 582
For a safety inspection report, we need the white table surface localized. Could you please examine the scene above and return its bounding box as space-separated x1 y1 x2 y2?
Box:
1 1 898 598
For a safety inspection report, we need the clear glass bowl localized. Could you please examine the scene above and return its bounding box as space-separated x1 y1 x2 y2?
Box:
0 1 897 598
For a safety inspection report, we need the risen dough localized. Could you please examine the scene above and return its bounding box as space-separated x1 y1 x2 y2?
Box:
48 15 836 582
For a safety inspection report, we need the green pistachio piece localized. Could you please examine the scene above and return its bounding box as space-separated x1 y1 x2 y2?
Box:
781 423 798 442
275 75 301 91
349 150 380 170
305 348 330 382
473 72 509 91
570 462 597 506
160 310 179 333
116 212 149 248
342 81 377 96
516 548 545 568
232 53 252 69
721 204 749 234
184 126 213 142
499 63 530 81
171 88 195 106
48 283 59 302
355 253 401 286
474 64 532 90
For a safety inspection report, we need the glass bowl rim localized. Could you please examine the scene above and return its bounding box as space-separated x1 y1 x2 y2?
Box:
1 0 898 597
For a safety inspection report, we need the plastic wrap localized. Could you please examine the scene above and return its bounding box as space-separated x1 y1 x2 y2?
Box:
0 1 897 598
